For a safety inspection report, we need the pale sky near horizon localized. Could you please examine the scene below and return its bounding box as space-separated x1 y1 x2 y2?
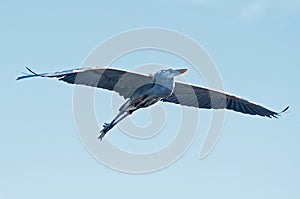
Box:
1 0 299 199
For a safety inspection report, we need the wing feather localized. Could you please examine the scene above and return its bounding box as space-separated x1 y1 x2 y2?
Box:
17 66 154 99
162 82 288 118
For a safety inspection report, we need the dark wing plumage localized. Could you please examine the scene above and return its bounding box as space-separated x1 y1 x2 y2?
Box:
17 67 154 99
162 82 289 118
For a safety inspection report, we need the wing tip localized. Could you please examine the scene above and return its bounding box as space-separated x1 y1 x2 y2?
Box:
271 106 289 119
280 106 290 113
16 67 39 80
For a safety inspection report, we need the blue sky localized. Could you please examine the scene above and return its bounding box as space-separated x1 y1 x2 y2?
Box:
1 0 299 198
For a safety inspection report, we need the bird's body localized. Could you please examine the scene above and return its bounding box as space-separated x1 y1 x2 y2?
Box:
126 71 177 110
97 68 187 139
17 66 288 140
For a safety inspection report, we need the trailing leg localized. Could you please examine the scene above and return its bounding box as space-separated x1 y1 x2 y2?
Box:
98 111 130 141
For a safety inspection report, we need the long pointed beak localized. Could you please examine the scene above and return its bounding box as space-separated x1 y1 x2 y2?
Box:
175 68 188 75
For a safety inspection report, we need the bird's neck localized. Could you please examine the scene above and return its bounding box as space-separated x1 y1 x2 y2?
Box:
154 77 175 92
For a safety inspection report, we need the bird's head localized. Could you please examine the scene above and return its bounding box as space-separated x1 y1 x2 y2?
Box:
153 68 188 80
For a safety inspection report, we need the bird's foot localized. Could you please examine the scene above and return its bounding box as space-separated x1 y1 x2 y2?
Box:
98 122 113 141
103 122 111 128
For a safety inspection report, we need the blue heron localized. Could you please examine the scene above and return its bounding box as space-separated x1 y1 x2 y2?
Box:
17 67 289 140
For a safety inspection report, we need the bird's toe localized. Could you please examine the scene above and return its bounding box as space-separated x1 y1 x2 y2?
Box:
98 133 104 140
98 129 107 140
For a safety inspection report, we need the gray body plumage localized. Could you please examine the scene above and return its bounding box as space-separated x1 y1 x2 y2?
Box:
120 69 179 114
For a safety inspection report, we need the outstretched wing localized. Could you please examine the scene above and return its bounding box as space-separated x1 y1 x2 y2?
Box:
17 66 154 99
162 82 289 118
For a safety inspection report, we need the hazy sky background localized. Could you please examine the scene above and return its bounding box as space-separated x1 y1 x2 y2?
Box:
1 0 299 198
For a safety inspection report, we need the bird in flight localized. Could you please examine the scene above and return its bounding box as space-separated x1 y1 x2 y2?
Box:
17 67 288 140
